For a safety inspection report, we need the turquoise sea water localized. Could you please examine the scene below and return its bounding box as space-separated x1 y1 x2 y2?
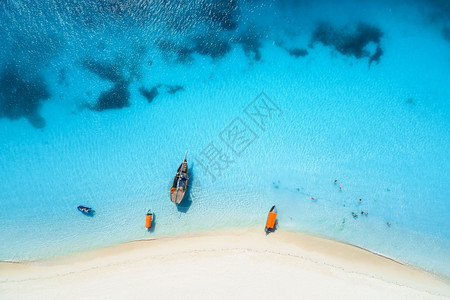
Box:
1 0 449 277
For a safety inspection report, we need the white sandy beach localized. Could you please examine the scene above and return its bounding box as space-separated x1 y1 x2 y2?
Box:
1 228 449 300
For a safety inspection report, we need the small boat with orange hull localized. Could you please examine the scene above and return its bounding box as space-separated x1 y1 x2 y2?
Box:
145 209 153 229
265 205 277 233
170 152 189 204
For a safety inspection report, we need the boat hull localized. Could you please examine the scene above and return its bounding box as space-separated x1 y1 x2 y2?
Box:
170 158 189 204
170 190 187 204
77 205 93 215
265 205 277 233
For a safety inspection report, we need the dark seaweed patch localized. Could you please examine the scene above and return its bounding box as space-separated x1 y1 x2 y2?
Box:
311 22 383 65
425 1 450 42
159 34 232 62
233 26 264 61
0 64 50 128
201 0 240 31
287 48 308 58
405 98 416 105
81 58 131 111
166 85 184 95
157 40 194 63
427 0 450 23
93 81 130 111
139 86 159 103
442 27 450 42
193 34 232 58
81 58 123 83
368 45 383 68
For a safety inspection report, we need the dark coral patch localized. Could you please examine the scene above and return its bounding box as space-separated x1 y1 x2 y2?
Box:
287 48 308 58
139 86 159 103
311 22 383 65
442 27 450 42
368 45 383 67
81 58 123 83
93 81 130 111
158 34 232 62
405 98 416 105
426 0 450 24
166 85 184 95
0 64 50 128
233 26 264 61
81 58 131 111
157 40 194 63
193 34 232 58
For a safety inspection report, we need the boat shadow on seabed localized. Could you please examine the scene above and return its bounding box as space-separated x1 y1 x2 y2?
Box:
147 213 156 233
265 220 279 235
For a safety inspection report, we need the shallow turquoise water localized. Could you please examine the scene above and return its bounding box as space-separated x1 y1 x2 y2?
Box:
0 0 449 277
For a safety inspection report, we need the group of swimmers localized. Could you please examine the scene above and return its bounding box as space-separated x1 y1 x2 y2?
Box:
334 179 342 191
333 179 391 227
352 210 368 219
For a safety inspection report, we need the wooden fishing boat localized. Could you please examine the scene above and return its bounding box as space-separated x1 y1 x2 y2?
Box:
170 152 189 204
265 205 277 233
145 209 153 229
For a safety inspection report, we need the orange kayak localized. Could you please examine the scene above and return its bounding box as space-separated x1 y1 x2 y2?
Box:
145 209 153 229
265 205 277 233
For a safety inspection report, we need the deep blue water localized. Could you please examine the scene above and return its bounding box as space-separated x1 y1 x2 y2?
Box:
1 0 449 278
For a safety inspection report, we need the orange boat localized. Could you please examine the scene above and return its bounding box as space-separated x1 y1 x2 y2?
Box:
145 209 153 229
265 205 277 233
